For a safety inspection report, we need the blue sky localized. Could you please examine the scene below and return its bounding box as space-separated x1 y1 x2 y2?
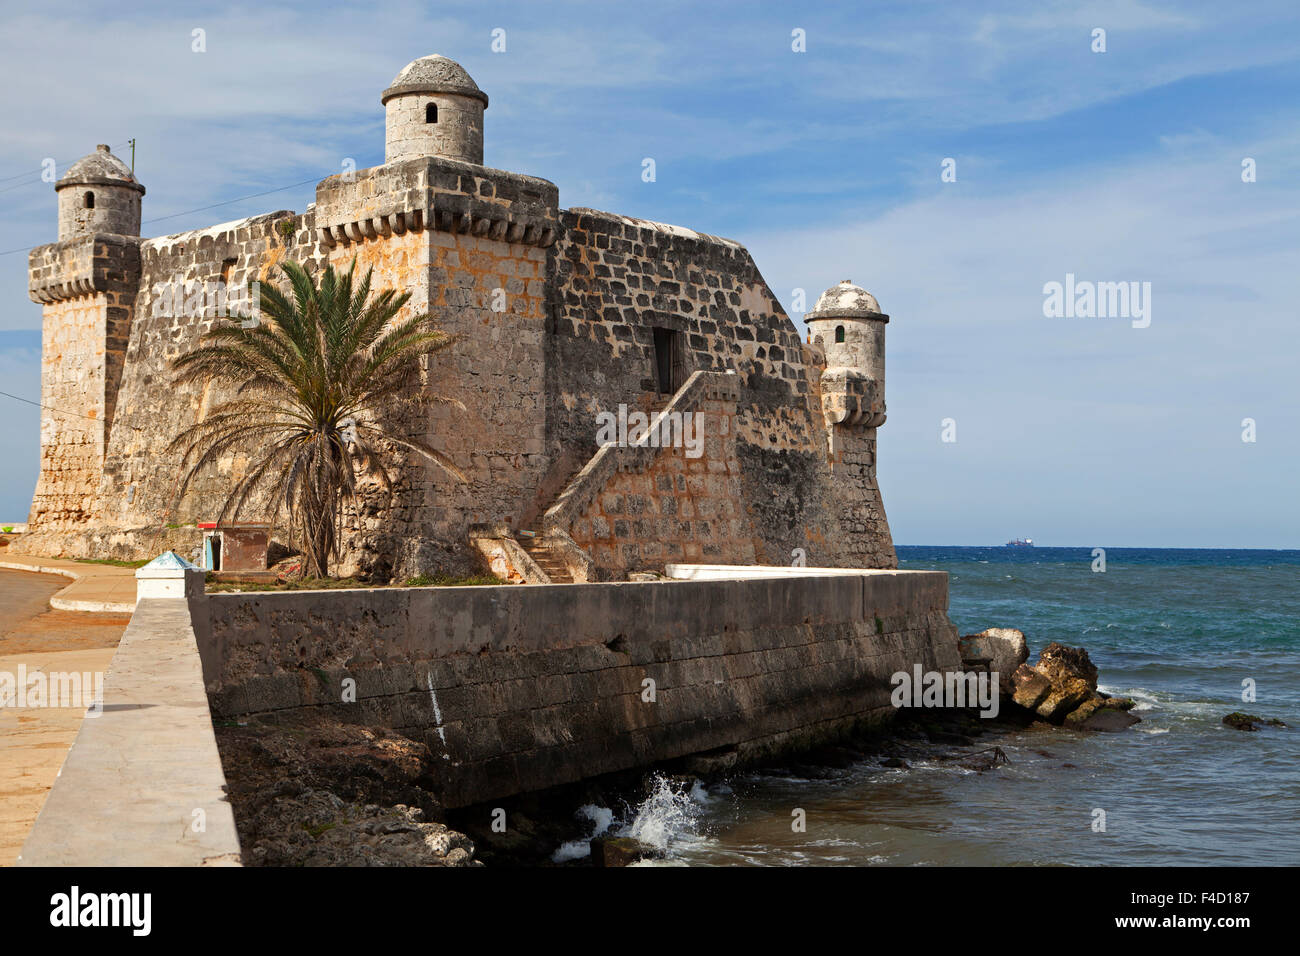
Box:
1 0 1297 547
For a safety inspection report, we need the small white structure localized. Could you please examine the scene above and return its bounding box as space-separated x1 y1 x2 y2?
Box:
136 550 204 601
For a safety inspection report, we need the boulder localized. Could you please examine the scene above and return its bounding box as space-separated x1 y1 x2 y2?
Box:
1063 697 1106 727
1010 662 1052 711
1079 708 1141 732
958 628 1029 694
1027 642 1100 721
1036 676 1095 722
1222 712 1287 732
1097 694 1136 711
590 836 663 867
1001 638 1141 732
1035 642 1099 690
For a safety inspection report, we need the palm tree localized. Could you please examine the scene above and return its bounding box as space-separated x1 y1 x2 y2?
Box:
169 259 464 578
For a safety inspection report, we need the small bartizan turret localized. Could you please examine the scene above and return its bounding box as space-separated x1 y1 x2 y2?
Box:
806 279 896 567
55 145 144 241
806 279 888 429
382 54 488 165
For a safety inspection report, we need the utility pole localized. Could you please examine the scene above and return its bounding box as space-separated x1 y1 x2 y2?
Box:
129 138 136 173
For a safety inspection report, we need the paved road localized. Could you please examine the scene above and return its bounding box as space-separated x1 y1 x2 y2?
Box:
0 568 129 865
0 569 61 637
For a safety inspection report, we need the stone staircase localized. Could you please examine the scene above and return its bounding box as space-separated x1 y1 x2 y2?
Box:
477 372 738 586
516 532 573 583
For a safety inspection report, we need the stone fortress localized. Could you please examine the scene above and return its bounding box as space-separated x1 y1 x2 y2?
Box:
23 54 899 583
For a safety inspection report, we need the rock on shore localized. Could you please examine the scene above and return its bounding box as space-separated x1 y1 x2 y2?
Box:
1009 641 1139 731
964 629 1138 732
213 713 481 866
247 789 479 866
958 627 1028 694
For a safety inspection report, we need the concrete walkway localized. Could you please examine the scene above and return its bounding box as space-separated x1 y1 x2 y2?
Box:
18 597 241 866
0 568 129 865
0 551 137 613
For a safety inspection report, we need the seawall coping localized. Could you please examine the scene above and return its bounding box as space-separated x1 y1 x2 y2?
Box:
18 597 241 866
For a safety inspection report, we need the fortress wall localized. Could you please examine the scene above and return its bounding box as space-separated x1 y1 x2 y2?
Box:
27 234 142 531
97 211 323 536
315 158 561 578
415 231 549 560
831 427 895 568
563 395 760 574
29 294 112 529
198 570 960 807
320 227 554 578
548 209 873 569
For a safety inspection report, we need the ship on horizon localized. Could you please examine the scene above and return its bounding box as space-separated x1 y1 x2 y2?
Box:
1005 537 1034 548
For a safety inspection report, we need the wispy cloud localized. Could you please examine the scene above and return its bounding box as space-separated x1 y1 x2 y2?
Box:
0 0 1296 540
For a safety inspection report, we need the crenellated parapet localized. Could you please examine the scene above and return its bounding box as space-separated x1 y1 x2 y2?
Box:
314 156 559 251
28 234 142 304
820 367 884 429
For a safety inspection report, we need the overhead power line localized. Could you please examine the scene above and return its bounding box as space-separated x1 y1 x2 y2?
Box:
0 141 131 187
0 171 322 257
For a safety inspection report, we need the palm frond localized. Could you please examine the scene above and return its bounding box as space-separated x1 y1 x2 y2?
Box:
168 257 466 577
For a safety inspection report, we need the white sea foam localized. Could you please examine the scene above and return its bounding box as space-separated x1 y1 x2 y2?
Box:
550 803 616 862
1120 687 1162 712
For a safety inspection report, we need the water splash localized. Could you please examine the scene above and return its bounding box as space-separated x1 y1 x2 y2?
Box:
551 804 616 862
621 774 704 852
551 775 708 863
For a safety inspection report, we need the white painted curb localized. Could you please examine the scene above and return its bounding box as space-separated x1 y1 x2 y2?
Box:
0 560 136 614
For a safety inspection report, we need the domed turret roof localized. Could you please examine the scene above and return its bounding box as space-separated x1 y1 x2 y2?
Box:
806 280 887 321
56 145 145 194
382 54 489 107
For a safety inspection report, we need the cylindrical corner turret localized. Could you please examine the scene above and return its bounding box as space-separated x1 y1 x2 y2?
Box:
55 145 145 241
806 280 889 428
383 54 488 165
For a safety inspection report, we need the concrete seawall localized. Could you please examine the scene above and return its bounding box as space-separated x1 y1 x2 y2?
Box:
199 570 960 808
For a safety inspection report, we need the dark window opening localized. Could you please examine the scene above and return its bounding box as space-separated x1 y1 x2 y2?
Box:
835 325 845 343
425 103 438 123
652 327 684 394
84 191 95 209
205 533 223 571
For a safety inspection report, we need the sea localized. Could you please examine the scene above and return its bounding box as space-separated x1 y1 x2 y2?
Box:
558 547 1300 866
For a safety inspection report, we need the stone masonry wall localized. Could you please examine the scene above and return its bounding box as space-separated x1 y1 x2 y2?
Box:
27 234 140 530
29 294 111 529
314 157 560 578
97 210 322 535
564 395 758 575
545 208 892 570
198 571 960 807
831 426 895 568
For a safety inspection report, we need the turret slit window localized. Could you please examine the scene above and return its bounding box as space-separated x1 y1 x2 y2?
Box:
425 103 438 123
835 325 845 343
84 191 95 209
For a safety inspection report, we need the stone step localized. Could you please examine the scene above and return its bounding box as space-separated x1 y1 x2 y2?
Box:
514 532 572 581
